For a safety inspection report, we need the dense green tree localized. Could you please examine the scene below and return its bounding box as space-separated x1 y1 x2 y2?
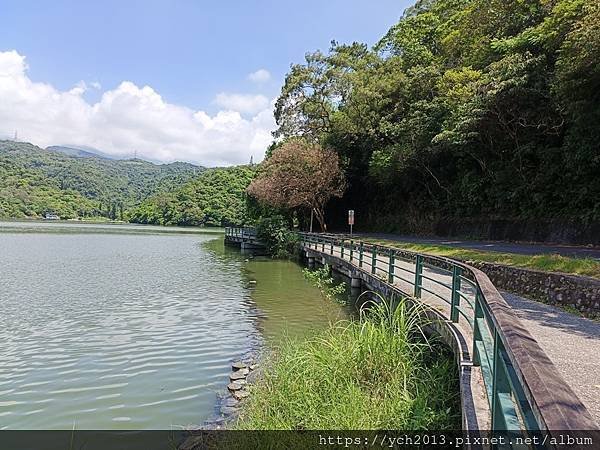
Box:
272 0 600 232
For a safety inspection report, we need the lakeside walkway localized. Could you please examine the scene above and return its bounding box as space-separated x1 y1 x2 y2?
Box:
304 237 599 427
501 292 600 425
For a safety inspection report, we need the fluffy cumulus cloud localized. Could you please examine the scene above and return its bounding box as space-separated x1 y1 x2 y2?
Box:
0 50 275 166
247 69 271 83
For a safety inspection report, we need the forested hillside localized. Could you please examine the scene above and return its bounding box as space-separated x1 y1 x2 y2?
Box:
0 140 255 226
0 141 202 220
274 0 600 237
128 166 256 226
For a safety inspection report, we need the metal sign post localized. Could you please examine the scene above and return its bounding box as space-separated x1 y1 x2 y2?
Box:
348 210 354 237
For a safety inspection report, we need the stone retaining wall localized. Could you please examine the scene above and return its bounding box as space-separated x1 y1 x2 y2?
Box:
465 261 600 317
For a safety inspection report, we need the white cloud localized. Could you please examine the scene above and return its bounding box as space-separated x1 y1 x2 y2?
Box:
69 80 87 96
0 50 275 166
213 93 270 115
90 81 101 90
247 69 271 83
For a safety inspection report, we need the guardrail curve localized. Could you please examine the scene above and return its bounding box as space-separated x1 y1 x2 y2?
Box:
298 232 596 434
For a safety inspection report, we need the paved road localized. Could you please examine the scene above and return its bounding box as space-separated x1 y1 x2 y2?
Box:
356 233 600 260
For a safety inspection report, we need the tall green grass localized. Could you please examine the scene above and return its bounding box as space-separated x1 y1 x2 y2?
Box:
236 297 460 430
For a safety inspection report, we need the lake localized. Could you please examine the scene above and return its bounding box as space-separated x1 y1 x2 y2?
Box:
0 221 350 429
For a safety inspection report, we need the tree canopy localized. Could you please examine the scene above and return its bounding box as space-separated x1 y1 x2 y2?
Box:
273 0 600 232
247 139 345 231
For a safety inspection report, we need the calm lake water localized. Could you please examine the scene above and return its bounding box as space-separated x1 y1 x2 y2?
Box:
0 221 349 429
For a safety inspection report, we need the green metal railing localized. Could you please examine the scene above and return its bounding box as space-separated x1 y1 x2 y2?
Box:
225 226 257 239
298 232 558 434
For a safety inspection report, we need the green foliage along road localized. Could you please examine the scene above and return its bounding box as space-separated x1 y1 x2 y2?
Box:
0 141 255 225
275 0 600 233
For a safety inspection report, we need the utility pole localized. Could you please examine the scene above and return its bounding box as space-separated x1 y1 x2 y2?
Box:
14 130 18 141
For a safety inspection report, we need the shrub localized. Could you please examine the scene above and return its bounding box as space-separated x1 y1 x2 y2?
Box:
256 215 299 258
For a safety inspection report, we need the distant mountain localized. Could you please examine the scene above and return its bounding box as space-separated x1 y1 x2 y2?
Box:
0 140 206 220
46 145 116 160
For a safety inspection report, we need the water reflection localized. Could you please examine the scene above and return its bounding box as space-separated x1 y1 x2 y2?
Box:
205 239 353 342
0 222 349 429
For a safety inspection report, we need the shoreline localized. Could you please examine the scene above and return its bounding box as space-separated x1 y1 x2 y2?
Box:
0 219 225 235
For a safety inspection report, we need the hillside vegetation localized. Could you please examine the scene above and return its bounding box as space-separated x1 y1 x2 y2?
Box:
128 166 256 226
0 141 254 225
274 0 600 233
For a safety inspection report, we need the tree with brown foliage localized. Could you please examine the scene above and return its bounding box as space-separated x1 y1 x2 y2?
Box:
247 139 346 231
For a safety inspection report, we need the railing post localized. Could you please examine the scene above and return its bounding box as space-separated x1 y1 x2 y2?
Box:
371 246 377 275
340 240 344 259
349 240 354 262
388 250 395 283
322 240 325 252
359 242 364 268
451 266 462 323
491 328 500 430
330 241 334 255
472 290 484 367
414 255 423 298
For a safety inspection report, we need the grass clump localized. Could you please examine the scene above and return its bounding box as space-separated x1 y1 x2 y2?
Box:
236 298 460 430
365 239 600 279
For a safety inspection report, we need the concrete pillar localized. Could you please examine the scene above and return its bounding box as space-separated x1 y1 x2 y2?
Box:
350 277 361 288
350 286 362 300
307 256 315 268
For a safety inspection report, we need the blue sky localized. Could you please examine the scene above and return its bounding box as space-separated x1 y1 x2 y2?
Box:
0 0 412 165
